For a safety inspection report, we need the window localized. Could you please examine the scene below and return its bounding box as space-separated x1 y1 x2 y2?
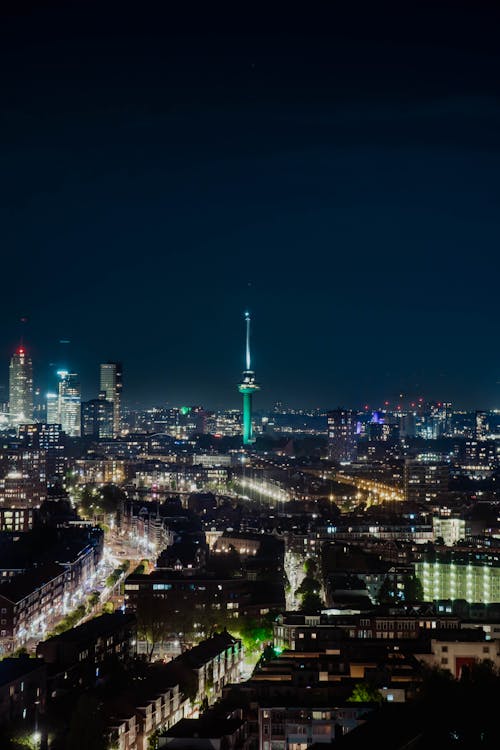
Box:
441 657 448 665
442 646 448 652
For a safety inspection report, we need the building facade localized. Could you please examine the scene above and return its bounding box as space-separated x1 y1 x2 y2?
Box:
327 409 357 463
56 371 81 437
100 362 123 438
81 393 114 438
9 347 34 426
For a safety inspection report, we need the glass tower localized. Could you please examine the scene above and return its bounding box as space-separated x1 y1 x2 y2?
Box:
9 346 34 425
100 362 123 438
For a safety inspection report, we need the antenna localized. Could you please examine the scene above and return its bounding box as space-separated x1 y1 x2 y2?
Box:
19 316 28 347
245 311 251 371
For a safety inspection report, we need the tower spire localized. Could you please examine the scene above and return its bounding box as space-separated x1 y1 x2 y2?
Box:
245 311 251 371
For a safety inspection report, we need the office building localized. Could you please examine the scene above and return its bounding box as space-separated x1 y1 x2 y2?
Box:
8 346 33 426
57 371 81 437
100 362 123 438
46 392 59 424
81 393 114 438
327 408 357 462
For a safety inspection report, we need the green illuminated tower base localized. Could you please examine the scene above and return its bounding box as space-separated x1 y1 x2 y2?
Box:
239 380 259 445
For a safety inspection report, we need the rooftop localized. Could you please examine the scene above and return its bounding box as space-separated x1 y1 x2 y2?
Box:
0 655 45 686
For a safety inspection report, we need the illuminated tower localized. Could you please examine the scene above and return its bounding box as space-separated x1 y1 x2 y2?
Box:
238 312 260 445
9 346 34 425
100 362 123 438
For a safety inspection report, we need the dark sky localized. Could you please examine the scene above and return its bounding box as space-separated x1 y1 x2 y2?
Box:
1 1 500 410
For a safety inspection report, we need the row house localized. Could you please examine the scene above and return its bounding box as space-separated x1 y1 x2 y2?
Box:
107 675 184 750
0 655 46 727
177 630 244 704
0 563 66 652
0 528 104 653
258 704 373 750
274 609 462 651
37 612 137 690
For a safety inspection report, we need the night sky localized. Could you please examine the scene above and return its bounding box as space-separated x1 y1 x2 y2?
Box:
1 1 500 410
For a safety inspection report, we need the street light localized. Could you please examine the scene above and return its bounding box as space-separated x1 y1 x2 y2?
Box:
33 698 41 749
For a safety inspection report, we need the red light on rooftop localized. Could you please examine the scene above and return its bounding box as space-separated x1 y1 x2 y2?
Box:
17 347 25 355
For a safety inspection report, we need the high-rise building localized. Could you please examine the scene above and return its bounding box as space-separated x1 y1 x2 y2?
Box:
475 410 489 440
57 371 81 437
403 458 450 503
46 392 59 424
8 346 34 426
19 422 65 485
100 362 123 438
81 392 114 438
327 409 357 463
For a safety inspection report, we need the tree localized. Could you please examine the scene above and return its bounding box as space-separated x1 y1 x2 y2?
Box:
259 644 277 663
347 682 384 704
87 591 100 612
295 576 321 598
77 483 126 523
304 557 318 576
64 694 107 750
232 615 274 657
299 591 323 613
99 484 126 518
403 574 424 602
136 596 185 661
78 485 99 521
377 576 397 605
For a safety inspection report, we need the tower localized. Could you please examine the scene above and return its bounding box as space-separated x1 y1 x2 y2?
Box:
327 408 357 463
100 362 123 438
238 312 260 445
57 370 81 437
9 346 34 425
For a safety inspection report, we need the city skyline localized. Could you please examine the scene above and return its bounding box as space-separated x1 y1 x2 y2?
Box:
1 334 500 414
3 5 500 749
0 334 500 414
2 4 500 410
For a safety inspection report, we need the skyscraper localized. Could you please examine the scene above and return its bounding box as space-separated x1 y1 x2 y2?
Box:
57 371 81 437
100 362 123 438
327 408 357 463
46 392 59 424
8 346 34 426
